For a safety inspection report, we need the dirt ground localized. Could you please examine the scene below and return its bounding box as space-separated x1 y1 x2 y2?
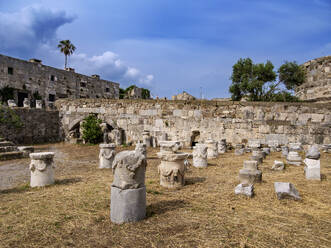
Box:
0 143 330 248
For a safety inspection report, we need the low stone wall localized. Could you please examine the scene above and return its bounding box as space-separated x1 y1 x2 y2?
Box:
0 108 61 144
56 99 331 146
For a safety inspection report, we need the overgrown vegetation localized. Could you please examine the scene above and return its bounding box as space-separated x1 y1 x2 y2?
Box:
0 86 15 104
81 114 103 144
32 91 42 100
0 105 23 128
119 85 151 99
229 58 305 102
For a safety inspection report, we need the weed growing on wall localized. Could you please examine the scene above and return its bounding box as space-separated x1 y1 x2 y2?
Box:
81 114 103 144
0 105 23 128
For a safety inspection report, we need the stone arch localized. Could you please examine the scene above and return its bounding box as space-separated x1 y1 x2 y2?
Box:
190 130 200 147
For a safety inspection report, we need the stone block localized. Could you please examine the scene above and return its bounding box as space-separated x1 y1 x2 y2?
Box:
29 152 55 187
305 144 320 159
239 169 262 184
286 151 302 166
304 158 321 180
251 155 263 164
274 182 301 200
234 184 254 197
243 160 258 170
110 186 146 224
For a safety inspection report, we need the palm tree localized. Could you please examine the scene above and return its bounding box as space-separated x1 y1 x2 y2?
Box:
57 40 76 69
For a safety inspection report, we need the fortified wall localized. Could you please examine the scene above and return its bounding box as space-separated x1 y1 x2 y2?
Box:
0 54 119 107
296 55 331 102
56 99 331 146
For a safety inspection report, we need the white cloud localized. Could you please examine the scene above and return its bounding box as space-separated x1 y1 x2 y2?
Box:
70 51 154 87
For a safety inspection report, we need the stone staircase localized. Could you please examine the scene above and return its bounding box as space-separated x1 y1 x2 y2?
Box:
0 138 34 161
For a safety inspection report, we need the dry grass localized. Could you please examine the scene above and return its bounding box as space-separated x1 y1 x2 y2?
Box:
0 143 331 248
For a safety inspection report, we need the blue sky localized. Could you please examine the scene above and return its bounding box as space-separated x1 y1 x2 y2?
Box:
0 0 330 98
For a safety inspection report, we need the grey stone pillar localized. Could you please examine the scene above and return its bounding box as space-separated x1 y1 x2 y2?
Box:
29 152 55 187
205 140 218 159
110 146 147 224
193 144 208 168
35 100 42 109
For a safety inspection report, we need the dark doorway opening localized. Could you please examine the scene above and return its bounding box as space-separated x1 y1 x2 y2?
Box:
191 130 200 147
18 92 28 107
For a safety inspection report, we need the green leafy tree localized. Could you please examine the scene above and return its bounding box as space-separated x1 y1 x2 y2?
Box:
58 40 76 69
229 58 276 101
141 88 151 99
278 61 305 91
81 114 103 144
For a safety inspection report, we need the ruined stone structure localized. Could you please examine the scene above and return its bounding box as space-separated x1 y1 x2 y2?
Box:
56 99 331 147
99 143 116 169
29 152 55 187
172 91 196 101
0 54 119 107
296 56 331 102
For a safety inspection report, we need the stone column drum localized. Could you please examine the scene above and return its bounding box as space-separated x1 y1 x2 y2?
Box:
23 98 30 108
110 146 147 224
99 143 116 169
206 140 218 159
193 144 208 168
29 152 55 187
35 100 42 109
158 141 187 189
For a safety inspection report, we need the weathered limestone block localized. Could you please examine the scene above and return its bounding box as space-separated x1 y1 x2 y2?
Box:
110 148 147 223
251 150 263 164
17 146 34 158
289 143 303 152
193 144 208 168
142 130 151 148
234 144 244 155
239 160 262 184
205 140 218 159
274 182 301 200
304 158 321 180
305 144 320 159
99 143 116 169
159 141 181 153
35 100 42 109
272 160 285 171
23 98 30 108
287 151 302 166
135 143 147 157
235 183 254 197
321 144 331 153
29 152 55 187
7 99 16 107
218 139 227 153
157 141 187 189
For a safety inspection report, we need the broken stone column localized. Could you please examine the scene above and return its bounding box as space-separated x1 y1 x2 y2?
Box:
142 130 151 148
157 141 187 189
218 139 227 153
274 182 301 200
29 152 55 187
239 160 262 184
7 100 16 107
110 148 147 224
234 144 245 155
99 143 116 169
304 145 321 180
193 144 208 168
205 140 218 159
272 160 285 171
23 98 30 108
286 151 302 166
35 100 42 109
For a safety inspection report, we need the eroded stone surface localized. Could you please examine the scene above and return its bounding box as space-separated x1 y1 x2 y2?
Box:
306 144 320 159
205 140 218 159
272 160 285 171
29 152 55 187
287 151 302 166
99 143 116 169
193 144 208 168
304 158 321 180
235 183 254 197
218 139 227 153
274 182 301 200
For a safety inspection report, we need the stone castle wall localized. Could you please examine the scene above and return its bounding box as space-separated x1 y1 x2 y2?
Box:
296 56 331 101
0 108 61 144
56 99 331 146
0 54 119 107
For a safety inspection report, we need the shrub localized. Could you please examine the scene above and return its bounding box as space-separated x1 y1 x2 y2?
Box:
0 105 23 128
81 114 103 144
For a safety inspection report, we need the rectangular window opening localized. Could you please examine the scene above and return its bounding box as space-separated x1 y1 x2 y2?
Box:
8 67 13 75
